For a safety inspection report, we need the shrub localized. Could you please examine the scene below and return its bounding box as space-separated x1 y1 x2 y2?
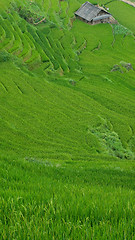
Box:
111 64 123 73
91 121 134 160
112 24 132 35
0 50 10 62
12 3 46 25
120 61 133 71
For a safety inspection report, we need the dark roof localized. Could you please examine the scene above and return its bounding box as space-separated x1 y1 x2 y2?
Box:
75 2 100 21
75 2 110 22
93 14 111 22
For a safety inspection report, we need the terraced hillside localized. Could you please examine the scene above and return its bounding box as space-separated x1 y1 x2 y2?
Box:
0 0 135 160
0 0 135 239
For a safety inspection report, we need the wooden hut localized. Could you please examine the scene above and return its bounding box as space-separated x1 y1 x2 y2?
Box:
75 2 112 25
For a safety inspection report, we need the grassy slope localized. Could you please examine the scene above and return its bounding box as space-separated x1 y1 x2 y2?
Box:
107 1 135 33
0 0 11 10
0 0 135 238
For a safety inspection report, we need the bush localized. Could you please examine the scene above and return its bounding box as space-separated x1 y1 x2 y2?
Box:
112 24 132 35
0 50 10 62
120 61 133 71
111 64 123 73
12 3 46 25
91 121 134 160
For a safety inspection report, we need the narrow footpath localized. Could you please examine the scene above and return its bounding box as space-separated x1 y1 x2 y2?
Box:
121 0 135 7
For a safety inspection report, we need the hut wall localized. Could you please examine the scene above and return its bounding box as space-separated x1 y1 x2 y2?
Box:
92 19 101 25
97 10 109 16
76 15 91 24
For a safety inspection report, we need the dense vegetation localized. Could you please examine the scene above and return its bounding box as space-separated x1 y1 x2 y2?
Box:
0 0 135 238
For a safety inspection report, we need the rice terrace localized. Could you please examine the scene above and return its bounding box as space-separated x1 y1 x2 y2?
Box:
0 0 135 238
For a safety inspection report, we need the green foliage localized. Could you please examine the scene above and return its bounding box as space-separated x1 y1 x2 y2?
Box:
0 50 10 62
111 64 123 73
91 119 134 159
111 61 133 73
10 1 45 24
120 61 133 71
112 24 132 35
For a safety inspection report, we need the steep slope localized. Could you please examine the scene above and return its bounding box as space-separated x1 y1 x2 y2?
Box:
0 0 135 161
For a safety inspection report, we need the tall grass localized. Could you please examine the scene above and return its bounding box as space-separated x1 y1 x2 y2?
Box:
1 155 135 239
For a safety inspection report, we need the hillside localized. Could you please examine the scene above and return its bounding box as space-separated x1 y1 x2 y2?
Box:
0 0 135 239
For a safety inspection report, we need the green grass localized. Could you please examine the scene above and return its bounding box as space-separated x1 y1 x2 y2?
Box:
1 155 135 239
107 1 135 33
0 0 135 238
0 0 11 11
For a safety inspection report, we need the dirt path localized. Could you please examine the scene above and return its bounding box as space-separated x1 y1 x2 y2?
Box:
121 0 135 8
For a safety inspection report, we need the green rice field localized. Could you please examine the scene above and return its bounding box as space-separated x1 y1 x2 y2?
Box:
0 0 135 238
